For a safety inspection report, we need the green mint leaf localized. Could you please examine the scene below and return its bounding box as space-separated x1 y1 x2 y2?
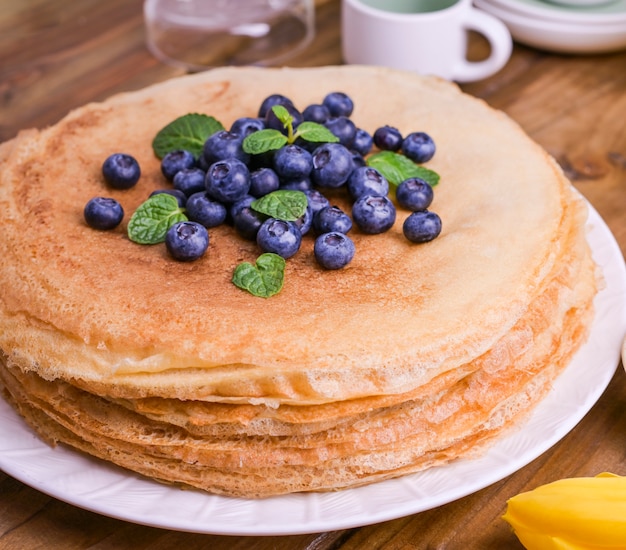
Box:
271 104 293 128
294 122 340 144
152 113 224 159
128 193 187 244
251 190 308 221
232 253 286 298
243 129 289 155
367 151 440 187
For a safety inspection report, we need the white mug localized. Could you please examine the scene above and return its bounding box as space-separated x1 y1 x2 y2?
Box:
341 0 513 82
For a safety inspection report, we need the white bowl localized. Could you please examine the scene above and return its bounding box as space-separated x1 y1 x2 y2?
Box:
475 0 626 52
485 0 626 24
547 0 620 6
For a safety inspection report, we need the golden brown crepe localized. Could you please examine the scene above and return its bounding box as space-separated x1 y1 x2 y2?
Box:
0 66 597 497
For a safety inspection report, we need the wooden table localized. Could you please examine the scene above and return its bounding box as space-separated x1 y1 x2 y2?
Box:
1 1 625 548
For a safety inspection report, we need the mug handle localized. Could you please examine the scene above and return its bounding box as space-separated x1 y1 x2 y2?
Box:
452 8 513 83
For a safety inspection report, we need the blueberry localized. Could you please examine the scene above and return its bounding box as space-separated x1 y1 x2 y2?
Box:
150 188 187 207
352 195 397 234
173 167 207 197
185 192 227 228
352 128 373 156
256 218 302 259
373 126 403 151
313 205 352 234
265 103 302 134
350 152 367 168
302 103 331 124
401 131 436 163
273 144 313 180
314 232 356 270
249 167 280 197
324 116 356 148
304 189 330 217
322 92 354 117
347 166 389 200
165 221 209 261
230 117 265 137
294 205 313 235
396 177 434 211
311 143 354 188
161 150 196 181
228 195 256 221
280 176 313 192
83 197 124 230
403 210 442 243
233 206 266 240
203 130 250 166
205 158 250 204
258 94 294 118
102 153 141 189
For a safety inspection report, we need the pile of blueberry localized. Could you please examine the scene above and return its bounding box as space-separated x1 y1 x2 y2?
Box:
85 91 442 274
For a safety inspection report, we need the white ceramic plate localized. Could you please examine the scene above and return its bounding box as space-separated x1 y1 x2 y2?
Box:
487 0 626 23
476 0 626 53
1 204 625 536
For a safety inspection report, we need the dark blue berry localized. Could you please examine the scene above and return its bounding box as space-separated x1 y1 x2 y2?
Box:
302 103 330 123
161 150 195 181
324 116 356 148
352 128 374 156
256 218 302 259
203 130 250 166
304 189 330 217
351 152 366 168
185 192 227 228
311 143 354 188
258 94 294 118
314 232 356 270
322 92 354 117
230 117 265 137
228 195 256 221
347 166 389 200
294 205 313 235
280 176 313 192
403 210 442 243
401 132 436 163
205 158 250 204
273 144 313 180
249 167 280 197
373 126 403 151
102 153 141 189
165 221 209 261
150 188 187 207
352 195 397 234
233 206 266 240
84 197 124 230
313 205 352 234
173 167 206 197
396 177 434 211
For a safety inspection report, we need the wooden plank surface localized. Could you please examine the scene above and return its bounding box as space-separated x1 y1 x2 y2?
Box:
1 1 625 548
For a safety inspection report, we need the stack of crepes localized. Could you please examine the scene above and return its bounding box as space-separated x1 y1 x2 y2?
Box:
0 66 597 498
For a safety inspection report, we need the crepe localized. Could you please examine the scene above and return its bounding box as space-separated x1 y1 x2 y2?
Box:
0 66 597 497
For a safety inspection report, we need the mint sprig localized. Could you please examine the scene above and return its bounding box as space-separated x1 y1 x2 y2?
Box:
367 151 440 187
243 105 338 155
232 253 286 298
152 113 224 159
127 194 187 244
251 190 308 221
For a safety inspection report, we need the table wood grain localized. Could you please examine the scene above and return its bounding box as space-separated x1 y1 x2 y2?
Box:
1 1 625 548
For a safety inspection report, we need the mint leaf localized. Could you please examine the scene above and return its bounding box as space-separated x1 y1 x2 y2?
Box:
152 113 224 159
271 104 293 129
128 194 187 244
251 190 308 221
232 253 286 298
367 151 440 187
294 122 339 144
242 129 288 155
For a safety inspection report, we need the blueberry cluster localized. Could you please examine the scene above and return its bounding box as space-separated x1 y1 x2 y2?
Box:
85 91 442 275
